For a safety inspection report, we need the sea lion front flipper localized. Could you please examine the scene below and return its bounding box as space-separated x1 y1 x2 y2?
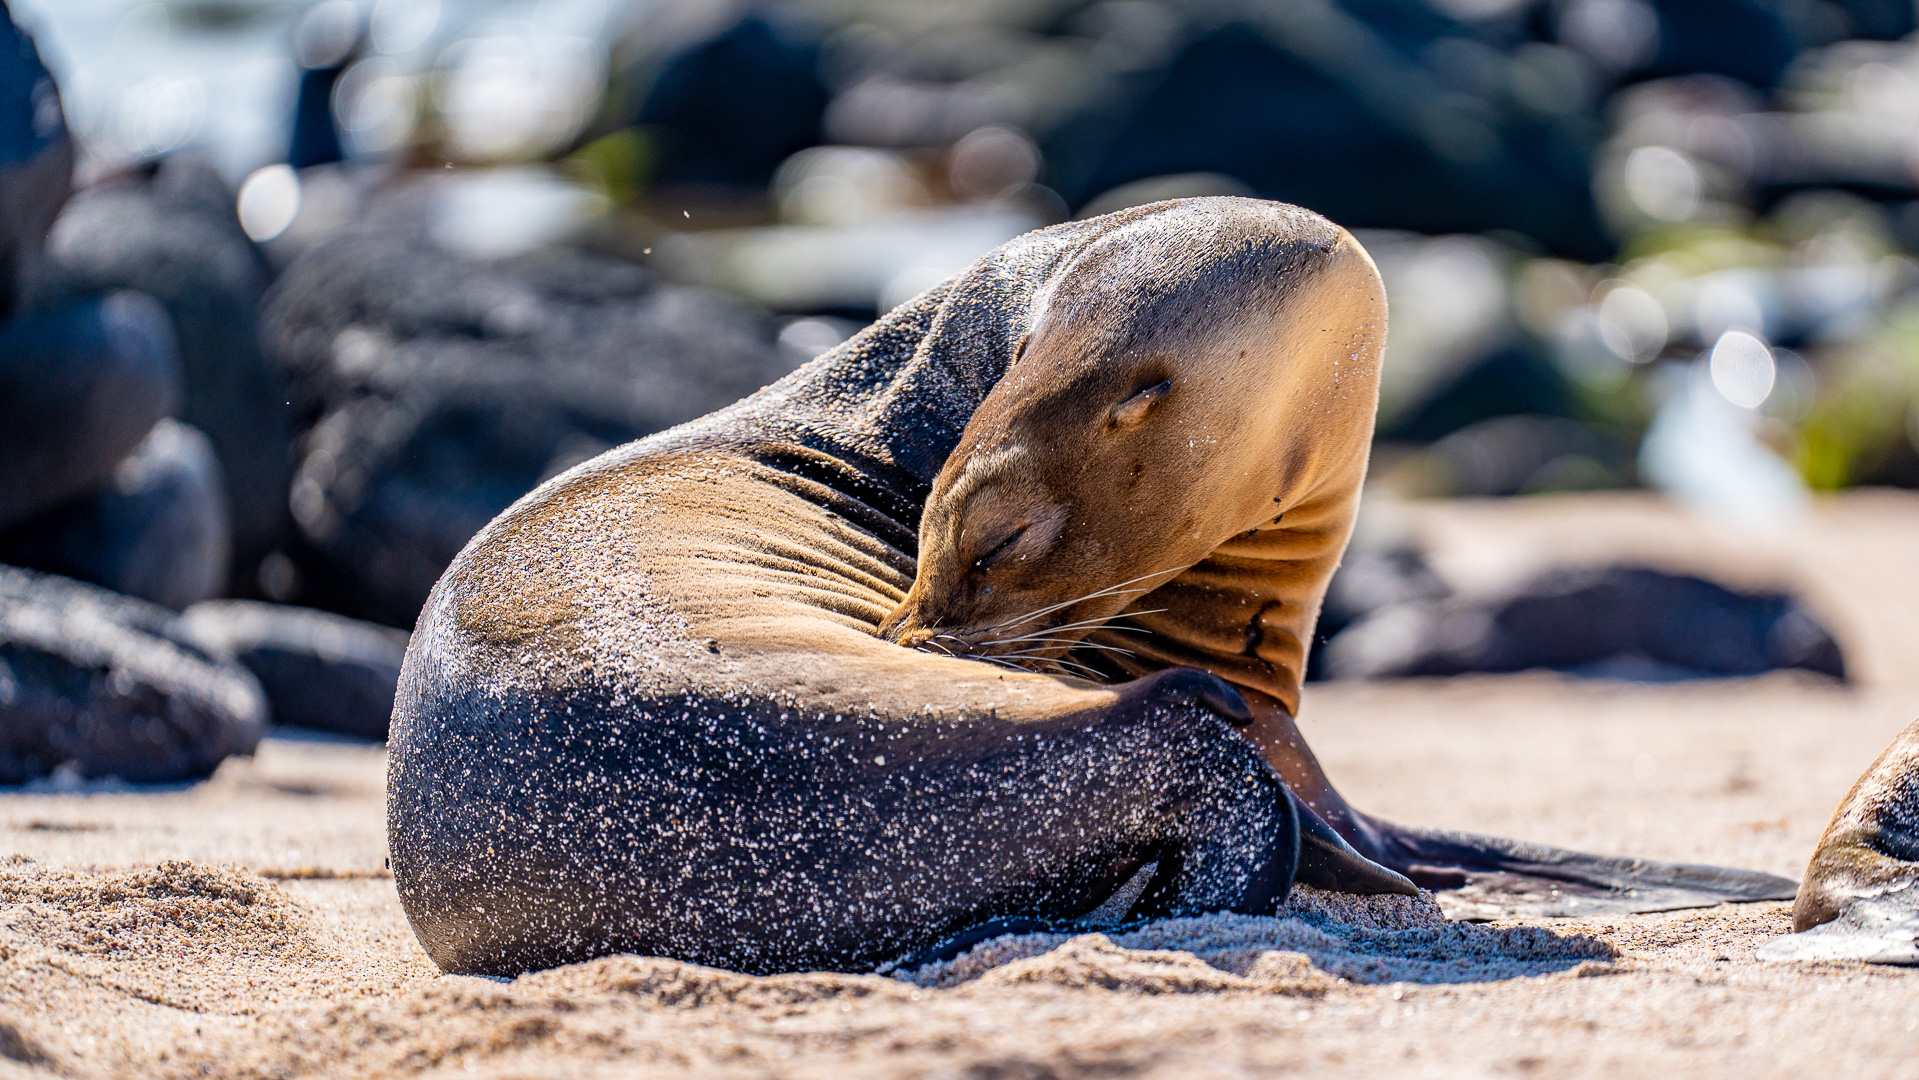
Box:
1370 822 1798 920
1292 792 1418 896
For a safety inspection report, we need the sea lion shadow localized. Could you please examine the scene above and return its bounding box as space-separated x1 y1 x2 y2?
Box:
905 886 1615 991
9 769 202 796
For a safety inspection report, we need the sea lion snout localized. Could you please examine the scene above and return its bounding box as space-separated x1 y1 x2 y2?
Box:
878 439 1096 662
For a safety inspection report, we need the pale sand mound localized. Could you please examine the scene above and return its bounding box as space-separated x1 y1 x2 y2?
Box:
911 887 1609 991
0 857 422 1077
9 492 1919 1078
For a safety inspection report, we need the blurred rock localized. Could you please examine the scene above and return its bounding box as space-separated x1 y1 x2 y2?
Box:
434 22 607 164
1321 565 1846 682
1828 0 1918 39
179 600 408 741
427 167 610 261
1307 540 1451 682
633 15 829 190
659 203 1039 313
43 156 290 590
1794 302 1919 489
1044 14 1611 259
0 564 266 785
0 420 231 611
1633 0 1797 88
0 292 180 532
1316 543 1449 643
287 0 360 170
0 3 70 320
773 145 931 225
264 200 796 625
1389 415 1633 498
1380 348 1581 445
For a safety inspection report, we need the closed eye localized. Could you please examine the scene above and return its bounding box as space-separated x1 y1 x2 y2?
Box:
974 526 1027 570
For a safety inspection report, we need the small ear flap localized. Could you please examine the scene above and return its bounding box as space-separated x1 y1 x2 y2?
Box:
1112 380 1171 428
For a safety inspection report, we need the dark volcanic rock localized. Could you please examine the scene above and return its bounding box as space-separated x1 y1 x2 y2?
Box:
0 291 180 531
44 155 290 585
633 15 830 189
0 565 265 785
0 420 230 610
180 600 408 741
1321 565 1847 683
264 211 795 625
0 4 71 319
1306 539 1451 682
1392 415 1634 498
1044 15 1612 260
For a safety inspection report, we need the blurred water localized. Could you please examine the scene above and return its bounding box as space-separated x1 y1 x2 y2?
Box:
12 0 299 180
1639 360 1808 524
9 0 638 182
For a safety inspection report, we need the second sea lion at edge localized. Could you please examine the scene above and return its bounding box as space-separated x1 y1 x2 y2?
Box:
1760 718 1919 964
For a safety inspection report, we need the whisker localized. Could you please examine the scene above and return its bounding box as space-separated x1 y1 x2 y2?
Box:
996 608 1169 643
1046 658 1106 680
926 643 1108 683
979 566 1185 636
989 636 1136 657
984 579 1152 632
982 633 1128 659
982 646 1109 682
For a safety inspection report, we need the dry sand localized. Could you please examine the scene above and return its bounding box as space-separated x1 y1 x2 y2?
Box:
6 490 1919 1079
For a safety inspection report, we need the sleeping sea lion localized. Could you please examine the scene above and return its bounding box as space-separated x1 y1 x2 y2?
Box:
390 198 1368 977
1759 718 1919 964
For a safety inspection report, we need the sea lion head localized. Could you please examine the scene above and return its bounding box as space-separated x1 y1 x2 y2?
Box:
879 198 1385 671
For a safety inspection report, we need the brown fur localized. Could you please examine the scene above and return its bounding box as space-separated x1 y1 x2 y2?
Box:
879 212 1386 714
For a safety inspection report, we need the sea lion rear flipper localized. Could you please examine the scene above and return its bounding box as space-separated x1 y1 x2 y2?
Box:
1371 822 1798 920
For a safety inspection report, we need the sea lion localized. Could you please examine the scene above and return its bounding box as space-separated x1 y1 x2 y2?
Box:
390 198 1387 977
1758 718 1919 964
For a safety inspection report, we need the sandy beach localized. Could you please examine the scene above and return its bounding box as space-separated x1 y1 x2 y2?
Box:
6 490 1919 1079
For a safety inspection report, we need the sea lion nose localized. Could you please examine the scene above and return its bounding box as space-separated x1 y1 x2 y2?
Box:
878 613 933 647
